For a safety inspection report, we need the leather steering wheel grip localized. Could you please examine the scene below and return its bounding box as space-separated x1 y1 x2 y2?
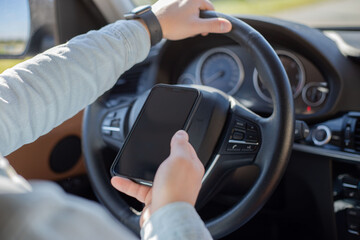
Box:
200 11 294 238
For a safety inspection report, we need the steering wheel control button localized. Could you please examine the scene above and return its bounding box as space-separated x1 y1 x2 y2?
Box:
233 131 245 140
241 144 257 152
228 140 258 152
247 123 257 132
235 120 246 129
111 119 121 128
227 143 242 151
246 133 258 142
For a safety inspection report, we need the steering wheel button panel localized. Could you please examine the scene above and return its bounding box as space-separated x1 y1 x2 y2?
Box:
101 108 128 144
223 116 261 154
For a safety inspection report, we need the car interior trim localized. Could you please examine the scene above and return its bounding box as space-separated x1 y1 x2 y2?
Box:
228 140 259 146
202 154 220 184
293 143 360 163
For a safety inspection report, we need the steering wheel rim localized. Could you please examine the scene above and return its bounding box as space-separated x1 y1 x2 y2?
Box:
83 11 294 238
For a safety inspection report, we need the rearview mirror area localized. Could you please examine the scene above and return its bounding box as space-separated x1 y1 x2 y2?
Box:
0 0 31 58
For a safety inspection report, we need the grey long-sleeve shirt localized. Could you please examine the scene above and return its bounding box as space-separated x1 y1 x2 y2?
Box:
0 19 212 240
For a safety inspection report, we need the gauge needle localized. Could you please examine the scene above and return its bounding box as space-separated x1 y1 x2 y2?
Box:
206 71 225 84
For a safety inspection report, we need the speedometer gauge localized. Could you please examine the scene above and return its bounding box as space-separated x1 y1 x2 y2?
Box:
196 48 244 95
253 50 305 103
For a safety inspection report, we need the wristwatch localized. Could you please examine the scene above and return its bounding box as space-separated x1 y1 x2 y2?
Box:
124 5 163 46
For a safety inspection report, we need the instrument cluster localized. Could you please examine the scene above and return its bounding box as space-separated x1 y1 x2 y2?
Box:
177 45 329 116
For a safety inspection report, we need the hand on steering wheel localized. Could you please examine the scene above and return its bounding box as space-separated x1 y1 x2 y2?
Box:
111 130 204 226
152 0 232 40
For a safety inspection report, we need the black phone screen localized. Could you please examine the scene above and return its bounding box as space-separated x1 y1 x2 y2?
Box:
111 85 200 184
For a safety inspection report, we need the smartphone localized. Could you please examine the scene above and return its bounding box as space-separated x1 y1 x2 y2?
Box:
111 84 201 185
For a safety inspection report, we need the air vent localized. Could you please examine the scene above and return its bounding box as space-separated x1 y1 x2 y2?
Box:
354 119 360 152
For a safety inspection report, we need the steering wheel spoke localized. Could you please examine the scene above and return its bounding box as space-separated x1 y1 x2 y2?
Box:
197 102 263 207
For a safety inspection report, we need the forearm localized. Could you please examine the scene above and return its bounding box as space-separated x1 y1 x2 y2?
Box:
0 20 150 156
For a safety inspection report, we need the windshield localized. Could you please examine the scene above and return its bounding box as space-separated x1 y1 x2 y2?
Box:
133 0 360 27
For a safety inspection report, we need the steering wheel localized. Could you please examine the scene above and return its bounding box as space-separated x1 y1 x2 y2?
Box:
83 11 294 239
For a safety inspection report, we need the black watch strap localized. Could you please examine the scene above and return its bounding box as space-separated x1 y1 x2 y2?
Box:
124 5 163 46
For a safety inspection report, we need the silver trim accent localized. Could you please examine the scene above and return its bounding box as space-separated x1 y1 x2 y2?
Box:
312 125 331 146
348 229 359 235
202 154 220 183
343 183 358 189
302 82 328 107
102 126 121 132
229 140 259 146
196 47 245 96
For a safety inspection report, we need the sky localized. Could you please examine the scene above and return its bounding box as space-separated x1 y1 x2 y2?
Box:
0 0 30 41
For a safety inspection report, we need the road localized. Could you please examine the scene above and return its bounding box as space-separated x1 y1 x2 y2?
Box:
272 0 360 27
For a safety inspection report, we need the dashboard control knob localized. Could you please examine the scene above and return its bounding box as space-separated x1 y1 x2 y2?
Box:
312 125 331 146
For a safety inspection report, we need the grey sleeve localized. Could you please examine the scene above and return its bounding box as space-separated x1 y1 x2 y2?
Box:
0 181 139 240
0 19 150 156
0 16 211 240
141 202 213 240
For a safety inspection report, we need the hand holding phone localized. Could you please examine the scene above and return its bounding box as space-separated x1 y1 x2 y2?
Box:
111 85 201 185
111 130 204 225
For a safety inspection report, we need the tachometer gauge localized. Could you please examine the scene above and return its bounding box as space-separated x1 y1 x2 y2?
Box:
196 48 244 95
302 82 328 107
253 50 305 103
